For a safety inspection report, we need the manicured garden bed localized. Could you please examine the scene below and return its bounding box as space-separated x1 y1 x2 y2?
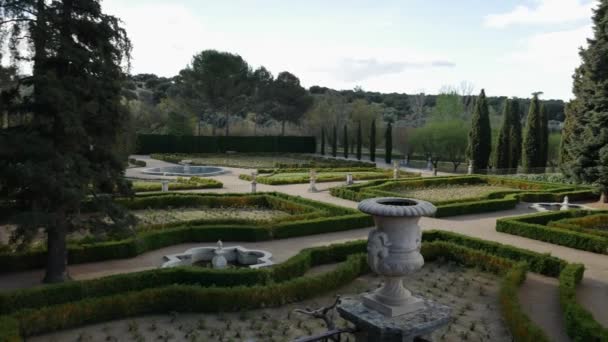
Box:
331 175 597 217
239 169 418 185
151 153 374 169
0 192 373 272
131 176 223 192
496 210 608 254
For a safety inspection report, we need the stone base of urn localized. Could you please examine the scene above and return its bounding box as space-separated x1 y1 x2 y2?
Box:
362 290 424 317
338 297 451 342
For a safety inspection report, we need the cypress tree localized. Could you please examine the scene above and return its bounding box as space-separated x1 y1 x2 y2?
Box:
320 127 325 155
508 100 522 171
539 103 549 168
332 125 337 157
562 1 608 201
560 100 581 165
370 120 376 162
356 121 362 160
385 122 393 164
343 124 348 159
522 94 542 173
467 89 492 170
495 99 511 172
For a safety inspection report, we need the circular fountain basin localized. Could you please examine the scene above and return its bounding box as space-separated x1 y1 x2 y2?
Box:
162 246 273 269
529 202 592 212
142 165 226 177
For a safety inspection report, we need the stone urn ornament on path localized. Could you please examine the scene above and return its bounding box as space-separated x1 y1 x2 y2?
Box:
358 197 437 317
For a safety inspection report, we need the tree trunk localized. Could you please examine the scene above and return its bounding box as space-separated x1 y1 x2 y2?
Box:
225 121 229 136
453 162 461 172
44 221 70 283
281 121 286 136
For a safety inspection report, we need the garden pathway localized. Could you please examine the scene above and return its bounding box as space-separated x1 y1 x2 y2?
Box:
3 155 608 340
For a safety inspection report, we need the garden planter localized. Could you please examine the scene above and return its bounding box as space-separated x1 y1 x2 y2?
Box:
358 197 436 316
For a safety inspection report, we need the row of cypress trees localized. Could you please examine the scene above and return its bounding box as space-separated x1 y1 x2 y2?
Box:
468 89 549 173
319 120 392 163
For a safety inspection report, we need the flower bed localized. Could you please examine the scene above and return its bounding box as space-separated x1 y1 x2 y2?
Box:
496 210 608 254
331 175 597 217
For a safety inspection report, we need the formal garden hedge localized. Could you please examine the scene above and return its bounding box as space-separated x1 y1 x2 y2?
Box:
0 193 373 273
238 169 419 185
330 175 597 217
0 232 557 341
496 210 608 254
152 153 375 169
136 135 316 154
131 176 223 192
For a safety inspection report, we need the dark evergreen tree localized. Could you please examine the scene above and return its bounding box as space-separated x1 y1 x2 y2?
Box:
0 0 134 282
539 103 549 167
562 1 608 201
385 122 393 164
522 94 542 173
508 100 522 171
343 124 348 159
560 99 582 165
356 121 362 160
370 120 376 162
466 89 492 170
332 125 337 157
495 99 511 172
320 127 325 155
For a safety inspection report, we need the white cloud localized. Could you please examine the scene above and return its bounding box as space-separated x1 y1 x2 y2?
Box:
484 0 595 28
324 58 456 82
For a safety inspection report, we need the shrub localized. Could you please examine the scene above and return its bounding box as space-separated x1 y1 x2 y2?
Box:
496 211 608 254
128 158 147 167
559 264 608 342
132 177 223 192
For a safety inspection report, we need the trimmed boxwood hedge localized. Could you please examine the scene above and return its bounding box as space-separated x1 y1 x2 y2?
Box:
136 135 316 154
330 175 597 217
0 193 373 273
496 210 608 254
131 177 223 192
559 263 608 342
239 169 420 185
0 236 543 341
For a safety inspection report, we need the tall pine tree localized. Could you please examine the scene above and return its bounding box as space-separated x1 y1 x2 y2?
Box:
370 120 376 162
356 121 362 160
0 0 134 282
495 99 511 172
343 124 348 159
508 99 522 171
467 89 492 170
562 1 608 201
385 122 392 164
522 94 542 173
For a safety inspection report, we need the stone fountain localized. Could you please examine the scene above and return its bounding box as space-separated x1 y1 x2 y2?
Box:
162 240 273 269
529 195 592 212
337 197 451 341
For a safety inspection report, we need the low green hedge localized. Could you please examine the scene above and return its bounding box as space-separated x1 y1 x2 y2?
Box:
496 211 608 254
132 177 223 192
559 263 608 342
0 237 542 340
239 170 417 185
330 175 597 217
128 158 147 167
500 263 550 342
549 213 608 239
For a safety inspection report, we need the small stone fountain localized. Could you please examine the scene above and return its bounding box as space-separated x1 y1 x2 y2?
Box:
337 197 451 341
162 240 273 269
529 195 592 212
180 160 192 174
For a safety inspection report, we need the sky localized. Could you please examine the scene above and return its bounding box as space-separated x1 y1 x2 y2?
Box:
101 0 597 100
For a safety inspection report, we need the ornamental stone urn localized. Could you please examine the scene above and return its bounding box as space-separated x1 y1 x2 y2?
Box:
358 197 437 317
308 169 318 193
250 171 257 194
